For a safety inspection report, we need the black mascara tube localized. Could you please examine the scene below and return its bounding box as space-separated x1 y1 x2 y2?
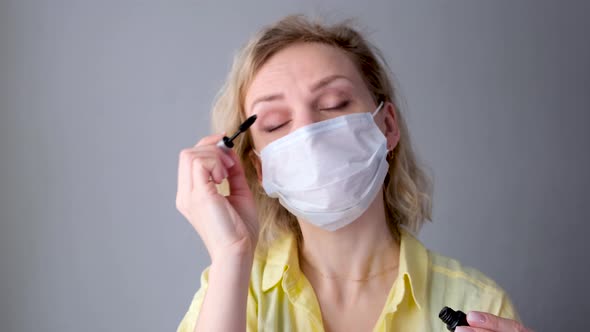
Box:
439 306 469 331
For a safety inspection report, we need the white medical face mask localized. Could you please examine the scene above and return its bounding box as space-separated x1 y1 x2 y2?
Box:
256 102 389 231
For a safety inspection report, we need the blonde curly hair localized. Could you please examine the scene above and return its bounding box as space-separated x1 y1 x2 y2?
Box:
210 15 432 247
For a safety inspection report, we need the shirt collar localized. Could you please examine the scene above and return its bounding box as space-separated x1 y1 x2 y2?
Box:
389 226 428 311
260 227 428 311
261 231 299 292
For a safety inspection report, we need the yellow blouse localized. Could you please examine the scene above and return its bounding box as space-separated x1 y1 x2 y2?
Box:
177 227 520 331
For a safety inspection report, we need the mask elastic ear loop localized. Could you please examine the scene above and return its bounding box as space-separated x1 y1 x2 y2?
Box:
372 101 385 117
253 149 261 157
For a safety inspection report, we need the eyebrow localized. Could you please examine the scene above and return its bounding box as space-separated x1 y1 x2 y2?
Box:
309 74 351 92
248 74 352 113
249 94 284 114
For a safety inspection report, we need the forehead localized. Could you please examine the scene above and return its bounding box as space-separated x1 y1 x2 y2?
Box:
244 42 365 114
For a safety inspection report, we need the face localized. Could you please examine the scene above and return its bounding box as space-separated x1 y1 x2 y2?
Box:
244 42 400 179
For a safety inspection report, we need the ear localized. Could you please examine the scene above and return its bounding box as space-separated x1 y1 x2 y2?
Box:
381 102 400 151
248 149 263 185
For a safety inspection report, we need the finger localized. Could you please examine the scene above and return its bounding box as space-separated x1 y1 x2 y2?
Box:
178 134 226 194
178 147 228 193
194 133 226 147
190 148 236 179
191 153 228 194
466 311 531 332
223 149 253 198
455 327 494 332
194 144 235 169
191 145 250 198
177 148 195 193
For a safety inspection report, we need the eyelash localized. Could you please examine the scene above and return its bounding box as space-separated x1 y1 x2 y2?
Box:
265 121 291 133
320 100 350 111
264 100 351 133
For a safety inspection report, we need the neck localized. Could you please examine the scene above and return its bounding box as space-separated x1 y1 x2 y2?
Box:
297 190 400 281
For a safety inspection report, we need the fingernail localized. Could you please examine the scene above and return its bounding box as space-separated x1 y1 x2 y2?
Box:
223 168 228 179
467 311 486 324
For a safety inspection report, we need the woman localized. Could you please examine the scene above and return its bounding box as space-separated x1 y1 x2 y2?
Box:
175 15 532 332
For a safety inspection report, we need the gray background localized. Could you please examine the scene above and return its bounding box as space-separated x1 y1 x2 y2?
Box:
1 1 588 331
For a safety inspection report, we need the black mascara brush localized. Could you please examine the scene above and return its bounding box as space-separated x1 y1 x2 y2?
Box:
216 114 257 151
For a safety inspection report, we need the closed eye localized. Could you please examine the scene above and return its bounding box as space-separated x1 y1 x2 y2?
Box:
319 100 350 111
264 120 291 133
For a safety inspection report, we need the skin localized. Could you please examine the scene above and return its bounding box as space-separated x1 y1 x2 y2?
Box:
176 42 533 332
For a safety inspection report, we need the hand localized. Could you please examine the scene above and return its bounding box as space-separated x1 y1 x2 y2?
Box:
176 133 259 262
455 311 533 332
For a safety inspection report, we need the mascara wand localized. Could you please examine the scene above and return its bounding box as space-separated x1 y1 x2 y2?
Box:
216 114 257 151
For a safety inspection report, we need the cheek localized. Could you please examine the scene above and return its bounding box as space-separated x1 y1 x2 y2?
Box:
250 134 263 152
250 133 275 155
